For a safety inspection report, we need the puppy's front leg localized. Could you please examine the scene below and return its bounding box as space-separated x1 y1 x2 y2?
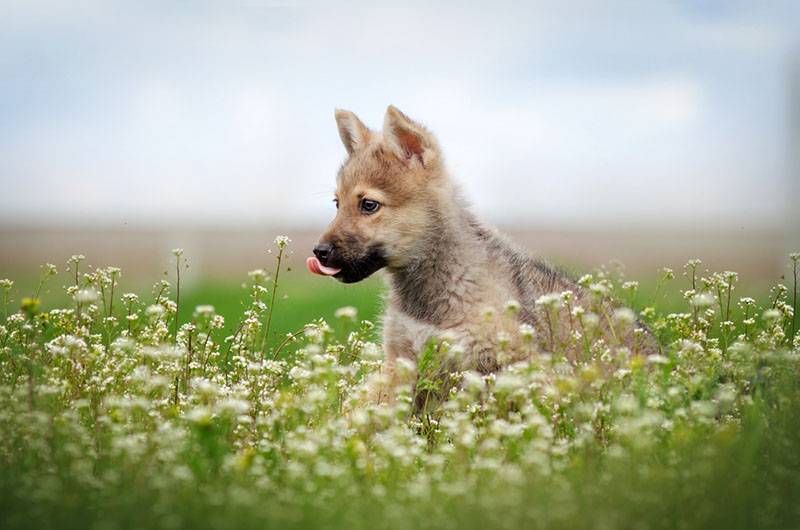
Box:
366 339 417 406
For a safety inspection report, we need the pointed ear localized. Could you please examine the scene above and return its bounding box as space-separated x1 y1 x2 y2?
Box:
335 109 372 156
383 105 437 167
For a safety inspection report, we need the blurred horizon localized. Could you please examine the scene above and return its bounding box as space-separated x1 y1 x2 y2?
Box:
0 224 791 288
1 1 799 231
1 1 799 286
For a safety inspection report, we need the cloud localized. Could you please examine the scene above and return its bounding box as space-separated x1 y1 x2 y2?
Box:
0 2 795 229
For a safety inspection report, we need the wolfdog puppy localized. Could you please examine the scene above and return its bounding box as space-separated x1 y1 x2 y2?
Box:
307 106 658 402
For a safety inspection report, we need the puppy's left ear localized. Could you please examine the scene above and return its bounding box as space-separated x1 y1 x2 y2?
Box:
383 105 438 168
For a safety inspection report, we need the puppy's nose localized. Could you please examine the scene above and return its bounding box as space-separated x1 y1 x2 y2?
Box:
313 243 333 264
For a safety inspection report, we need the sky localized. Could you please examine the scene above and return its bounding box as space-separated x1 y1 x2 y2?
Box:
1 1 798 230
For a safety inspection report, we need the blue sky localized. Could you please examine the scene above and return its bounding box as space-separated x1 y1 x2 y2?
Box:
1 1 798 228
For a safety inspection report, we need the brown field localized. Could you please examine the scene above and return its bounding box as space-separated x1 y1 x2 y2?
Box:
0 224 792 288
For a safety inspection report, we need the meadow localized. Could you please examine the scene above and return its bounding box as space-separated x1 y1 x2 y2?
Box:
0 238 799 530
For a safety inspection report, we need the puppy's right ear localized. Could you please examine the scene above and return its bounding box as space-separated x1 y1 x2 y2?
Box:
335 109 371 156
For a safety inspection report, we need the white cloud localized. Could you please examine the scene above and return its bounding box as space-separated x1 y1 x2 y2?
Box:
0 2 794 229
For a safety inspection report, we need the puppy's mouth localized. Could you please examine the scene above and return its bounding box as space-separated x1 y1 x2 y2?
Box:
306 257 341 277
306 248 387 283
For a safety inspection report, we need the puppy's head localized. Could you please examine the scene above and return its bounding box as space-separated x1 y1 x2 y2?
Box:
307 106 446 283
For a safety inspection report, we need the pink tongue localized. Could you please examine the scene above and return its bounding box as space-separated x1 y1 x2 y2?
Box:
306 256 342 276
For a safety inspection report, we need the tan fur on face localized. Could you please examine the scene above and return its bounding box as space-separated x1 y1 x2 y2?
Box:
322 108 449 268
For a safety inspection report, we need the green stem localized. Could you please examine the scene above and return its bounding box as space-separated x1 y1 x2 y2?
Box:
173 256 181 342
100 282 108 318
201 331 214 374
34 273 47 300
99 281 110 348
271 326 307 360
185 328 194 391
223 323 246 375
108 272 116 319
743 307 750 342
690 265 698 329
155 284 167 306
260 246 285 358
792 260 798 344
725 282 732 322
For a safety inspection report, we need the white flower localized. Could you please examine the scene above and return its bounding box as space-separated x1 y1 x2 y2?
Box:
494 372 524 394
193 305 215 317
46 335 87 356
738 297 755 307
589 283 609 297
122 293 139 304
75 288 100 304
518 323 535 340
496 331 511 348
690 292 715 308
613 307 636 326
361 342 383 361
462 371 485 393
274 235 291 249
145 304 165 318
304 326 324 343
581 312 600 328
248 269 268 283
334 306 358 321
615 394 638 414
535 293 562 309
762 308 782 323
646 354 670 365
288 366 311 381
186 406 213 425
216 398 250 416
690 400 716 417
172 248 184 257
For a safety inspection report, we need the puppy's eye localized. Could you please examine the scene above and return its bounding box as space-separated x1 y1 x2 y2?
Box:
333 198 339 209
359 198 381 214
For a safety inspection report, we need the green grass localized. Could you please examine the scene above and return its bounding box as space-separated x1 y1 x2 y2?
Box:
0 266 385 346
1 268 772 342
179 275 385 343
1 249 799 530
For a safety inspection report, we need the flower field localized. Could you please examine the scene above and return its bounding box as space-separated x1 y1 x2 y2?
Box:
1 240 798 530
